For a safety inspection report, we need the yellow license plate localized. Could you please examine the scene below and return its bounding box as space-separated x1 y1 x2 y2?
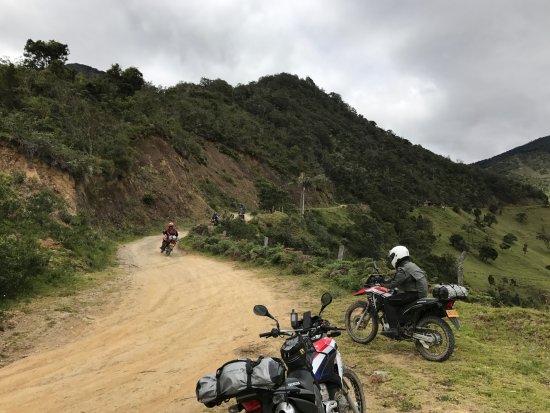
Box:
446 309 459 318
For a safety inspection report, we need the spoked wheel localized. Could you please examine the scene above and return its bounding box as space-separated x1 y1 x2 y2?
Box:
336 368 366 413
414 316 455 362
345 300 378 344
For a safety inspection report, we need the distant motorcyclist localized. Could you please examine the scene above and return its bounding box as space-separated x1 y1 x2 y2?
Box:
382 245 428 337
238 204 245 220
210 212 220 225
160 222 179 252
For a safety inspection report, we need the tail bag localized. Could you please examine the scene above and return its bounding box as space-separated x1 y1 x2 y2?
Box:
196 356 285 407
432 284 468 300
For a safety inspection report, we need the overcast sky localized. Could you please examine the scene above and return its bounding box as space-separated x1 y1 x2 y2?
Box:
1 0 549 163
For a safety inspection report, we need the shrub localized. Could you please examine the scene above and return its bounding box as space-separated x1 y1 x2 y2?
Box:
503 233 517 245
220 218 257 241
0 235 49 297
479 245 498 263
141 192 155 205
449 233 468 251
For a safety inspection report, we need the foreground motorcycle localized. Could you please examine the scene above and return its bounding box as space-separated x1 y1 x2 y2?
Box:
197 293 365 413
345 275 467 362
162 234 177 256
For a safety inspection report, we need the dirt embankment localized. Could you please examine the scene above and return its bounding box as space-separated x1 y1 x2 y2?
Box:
0 236 295 413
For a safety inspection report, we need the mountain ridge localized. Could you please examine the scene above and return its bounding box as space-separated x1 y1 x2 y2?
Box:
475 135 550 196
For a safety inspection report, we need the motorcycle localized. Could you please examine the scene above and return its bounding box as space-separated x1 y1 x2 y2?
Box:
345 275 466 362
235 293 365 413
163 234 177 256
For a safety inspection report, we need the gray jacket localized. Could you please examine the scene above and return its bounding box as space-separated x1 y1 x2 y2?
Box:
389 260 428 298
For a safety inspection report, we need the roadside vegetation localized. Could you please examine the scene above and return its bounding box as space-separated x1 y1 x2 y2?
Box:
184 202 550 310
0 171 116 307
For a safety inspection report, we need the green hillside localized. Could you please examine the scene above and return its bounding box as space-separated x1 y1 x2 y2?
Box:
416 205 550 307
476 135 550 197
1 40 549 308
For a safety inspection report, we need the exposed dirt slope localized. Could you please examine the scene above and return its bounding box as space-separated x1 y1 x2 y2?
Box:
0 141 78 213
0 236 293 413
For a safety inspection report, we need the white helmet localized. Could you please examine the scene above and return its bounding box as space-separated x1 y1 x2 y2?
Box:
388 245 409 269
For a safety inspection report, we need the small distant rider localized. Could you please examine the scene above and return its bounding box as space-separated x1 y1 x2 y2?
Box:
382 245 428 337
238 204 245 220
211 212 220 225
160 222 179 252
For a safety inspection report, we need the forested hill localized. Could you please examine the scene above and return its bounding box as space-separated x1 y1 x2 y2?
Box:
475 135 550 197
0 50 546 228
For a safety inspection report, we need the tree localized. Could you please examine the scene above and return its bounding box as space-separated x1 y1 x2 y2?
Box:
296 172 328 216
479 245 498 263
536 227 550 250
106 64 144 96
483 213 497 227
503 233 517 245
473 208 482 221
255 179 292 212
449 233 468 251
23 39 69 69
515 212 527 224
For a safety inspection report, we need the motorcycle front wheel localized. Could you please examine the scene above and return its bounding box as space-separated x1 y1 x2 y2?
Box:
337 368 366 413
414 316 455 362
345 300 378 344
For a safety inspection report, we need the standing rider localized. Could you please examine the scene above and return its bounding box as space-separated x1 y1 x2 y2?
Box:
160 222 179 252
382 245 428 337
211 212 220 225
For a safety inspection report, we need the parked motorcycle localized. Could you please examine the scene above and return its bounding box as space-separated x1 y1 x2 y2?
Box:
345 275 467 362
163 234 177 256
248 293 365 413
196 293 365 413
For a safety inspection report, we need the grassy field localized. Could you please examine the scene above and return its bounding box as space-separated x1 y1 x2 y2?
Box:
416 205 550 304
202 262 550 413
290 267 550 413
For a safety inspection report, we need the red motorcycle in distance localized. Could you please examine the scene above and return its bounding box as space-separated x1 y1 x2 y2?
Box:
163 234 178 256
344 274 467 362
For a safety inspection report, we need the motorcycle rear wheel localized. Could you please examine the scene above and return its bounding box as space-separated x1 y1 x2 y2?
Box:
338 367 366 413
345 300 378 344
414 316 455 362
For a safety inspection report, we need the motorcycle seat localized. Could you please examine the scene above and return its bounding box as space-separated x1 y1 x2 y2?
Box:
402 298 439 312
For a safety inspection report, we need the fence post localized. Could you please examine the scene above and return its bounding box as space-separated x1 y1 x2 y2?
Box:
457 251 467 285
338 245 345 260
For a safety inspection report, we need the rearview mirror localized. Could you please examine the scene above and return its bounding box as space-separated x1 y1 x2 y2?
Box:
319 292 333 315
253 305 269 317
321 293 332 306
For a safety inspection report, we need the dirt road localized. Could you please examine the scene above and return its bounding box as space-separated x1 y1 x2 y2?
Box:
0 236 296 413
